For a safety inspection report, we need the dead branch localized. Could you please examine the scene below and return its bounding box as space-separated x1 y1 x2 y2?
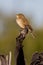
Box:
0 51 12 65
15 27 28 65
30 52 43 65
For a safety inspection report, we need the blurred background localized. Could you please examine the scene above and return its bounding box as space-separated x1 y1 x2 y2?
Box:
0 0 43 65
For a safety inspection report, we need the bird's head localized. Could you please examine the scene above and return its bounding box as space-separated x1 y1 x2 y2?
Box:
16 13 25 19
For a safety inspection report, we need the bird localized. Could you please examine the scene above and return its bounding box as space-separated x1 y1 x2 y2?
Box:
16 13 35 38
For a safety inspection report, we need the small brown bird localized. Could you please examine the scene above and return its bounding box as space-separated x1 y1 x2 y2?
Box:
16 13 35 38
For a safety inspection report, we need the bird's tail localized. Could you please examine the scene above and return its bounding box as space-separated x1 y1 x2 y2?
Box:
30 31 36 38
27 25 36 38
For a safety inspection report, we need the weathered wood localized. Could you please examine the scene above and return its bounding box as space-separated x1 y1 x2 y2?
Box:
0 51 12 65
15 27 28 65
30 52 43 65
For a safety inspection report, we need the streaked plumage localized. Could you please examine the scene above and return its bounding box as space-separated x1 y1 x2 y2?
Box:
16 13 35 38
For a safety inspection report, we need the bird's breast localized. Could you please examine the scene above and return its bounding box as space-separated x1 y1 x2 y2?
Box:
16 19 25 28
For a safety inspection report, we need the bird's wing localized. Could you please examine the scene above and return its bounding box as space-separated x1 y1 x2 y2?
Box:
22 18 29 26
24 18 33 30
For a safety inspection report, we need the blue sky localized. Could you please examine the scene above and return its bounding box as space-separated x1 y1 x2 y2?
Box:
0 0 43 28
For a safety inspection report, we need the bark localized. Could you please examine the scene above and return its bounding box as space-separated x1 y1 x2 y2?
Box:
15 27 28 65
